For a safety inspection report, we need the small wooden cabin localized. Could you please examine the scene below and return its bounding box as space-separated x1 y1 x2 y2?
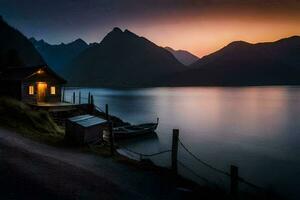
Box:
65 114 108 145
0 65 66 103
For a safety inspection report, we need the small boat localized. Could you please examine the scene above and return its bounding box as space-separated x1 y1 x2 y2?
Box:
103 118 159 140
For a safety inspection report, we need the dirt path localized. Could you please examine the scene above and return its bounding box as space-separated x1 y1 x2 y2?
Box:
0 128 201 200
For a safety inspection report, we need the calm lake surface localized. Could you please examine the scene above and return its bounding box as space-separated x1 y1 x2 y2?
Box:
65 87 300 199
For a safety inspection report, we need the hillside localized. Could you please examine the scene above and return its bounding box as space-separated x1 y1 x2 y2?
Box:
165 47 199 66
162 36 300 86
30 38 89 74
64 28 184 87
0 17 44 71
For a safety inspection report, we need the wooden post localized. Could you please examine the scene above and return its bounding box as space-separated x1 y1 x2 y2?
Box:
230 165 239 199
109 120 114 156
88 92 91 104
105 104 109 120
73 92 75 104
79 91 81 104
91 95 94 105
62 87 65 102
87 95 94 114
172 129 179 174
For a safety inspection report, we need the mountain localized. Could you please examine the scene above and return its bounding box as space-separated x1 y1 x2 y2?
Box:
162 36 300 86
30 38 89 74
0 17 44 71
64 27 184 87
165 47 199 66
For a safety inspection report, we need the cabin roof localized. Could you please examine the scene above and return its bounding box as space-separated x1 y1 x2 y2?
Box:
68 114 107 128
0 65 66 83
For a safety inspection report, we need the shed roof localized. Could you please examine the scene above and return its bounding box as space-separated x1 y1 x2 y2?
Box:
0 65 66 83
68 114 106 128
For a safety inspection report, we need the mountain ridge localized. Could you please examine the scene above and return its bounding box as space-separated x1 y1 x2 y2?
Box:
28 22 300 87
165 47 199 66
30 37 89 74
64 27 185 87
0 18 45 70
161 35 300 86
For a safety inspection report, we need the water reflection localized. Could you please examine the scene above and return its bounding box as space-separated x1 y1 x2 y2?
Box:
66 86 300 200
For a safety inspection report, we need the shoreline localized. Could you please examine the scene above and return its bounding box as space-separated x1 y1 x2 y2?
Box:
0 97 284 200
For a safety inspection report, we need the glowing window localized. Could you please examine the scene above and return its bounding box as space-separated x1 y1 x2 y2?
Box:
50 86 56 95
29 85 34 95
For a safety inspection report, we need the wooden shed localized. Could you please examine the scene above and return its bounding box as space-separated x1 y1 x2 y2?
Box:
65 114 108 145
0 65 66 103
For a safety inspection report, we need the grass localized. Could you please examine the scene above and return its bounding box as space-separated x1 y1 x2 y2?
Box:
0 97 64 145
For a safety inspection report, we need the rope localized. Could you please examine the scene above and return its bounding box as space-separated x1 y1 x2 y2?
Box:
178 160 211 184
178 138 230 176
238 177 263 190
120 146 171 157
95 105 105 113
178 138 262 190
69 96 90 101
90 94 104 98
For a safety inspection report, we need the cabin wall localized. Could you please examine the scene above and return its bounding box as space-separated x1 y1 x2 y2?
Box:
46 80 62 103
0 79 62 103
21 79 62 103
22 81 37 103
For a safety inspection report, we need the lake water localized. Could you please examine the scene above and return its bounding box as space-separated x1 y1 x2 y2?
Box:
65 87 300 199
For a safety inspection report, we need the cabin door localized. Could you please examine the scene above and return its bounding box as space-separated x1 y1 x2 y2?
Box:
37 82 47 102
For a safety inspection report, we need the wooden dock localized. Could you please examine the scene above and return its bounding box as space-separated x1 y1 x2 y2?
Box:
28 102 78 111
28 101 128 127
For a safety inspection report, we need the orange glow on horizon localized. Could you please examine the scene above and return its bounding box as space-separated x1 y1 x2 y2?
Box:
127 12 300 57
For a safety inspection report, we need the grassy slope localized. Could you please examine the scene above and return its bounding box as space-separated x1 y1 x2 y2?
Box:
0 97 64 145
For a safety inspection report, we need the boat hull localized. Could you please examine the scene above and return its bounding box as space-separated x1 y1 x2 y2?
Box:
103 123 158 141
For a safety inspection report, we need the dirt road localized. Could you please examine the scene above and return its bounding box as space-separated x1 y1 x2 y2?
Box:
0 128 202 200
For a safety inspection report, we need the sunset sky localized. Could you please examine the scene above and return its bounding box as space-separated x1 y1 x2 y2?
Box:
0 0 300 57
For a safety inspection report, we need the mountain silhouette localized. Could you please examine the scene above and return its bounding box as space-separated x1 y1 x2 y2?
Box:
0 17 44 71
161 36 300 86
64 27 184 87
165 47 198 66
30 38 89 74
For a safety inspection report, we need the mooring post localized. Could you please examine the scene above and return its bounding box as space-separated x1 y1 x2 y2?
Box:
105 104 109 120
62 87 65 102
72 92 75 104
79 91 81 104
91 95 94 105
88 92 91 104
230 165 239 199
109 120 114 156
87 95 94 114
172 129 179 174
